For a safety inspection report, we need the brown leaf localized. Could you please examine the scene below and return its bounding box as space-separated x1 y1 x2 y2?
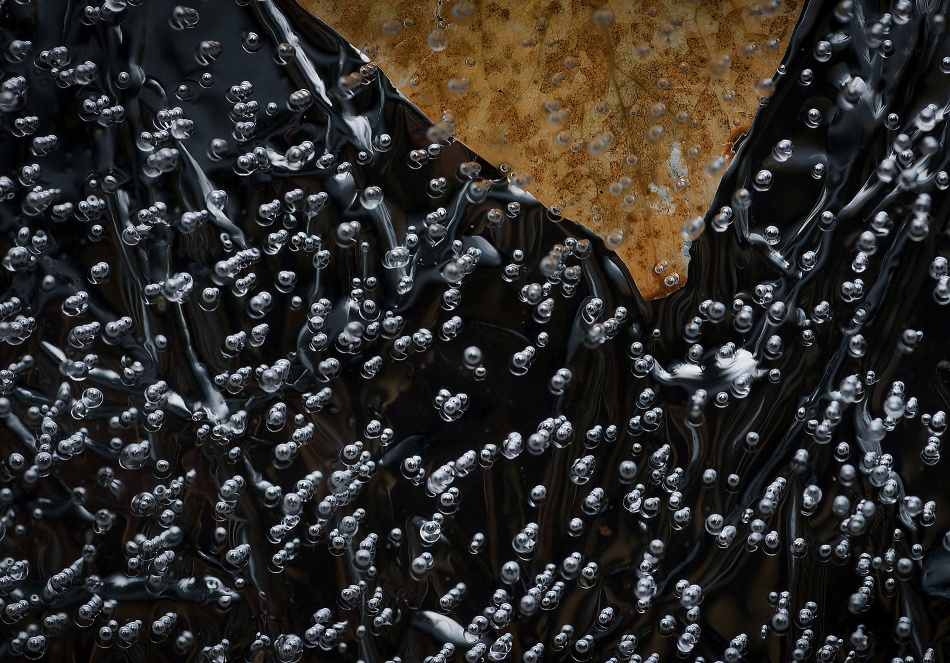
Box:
298 0 802 299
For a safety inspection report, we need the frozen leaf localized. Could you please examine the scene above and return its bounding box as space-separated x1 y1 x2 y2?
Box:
299 0 803 298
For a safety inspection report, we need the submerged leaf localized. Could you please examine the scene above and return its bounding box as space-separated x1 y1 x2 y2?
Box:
299 0 803 298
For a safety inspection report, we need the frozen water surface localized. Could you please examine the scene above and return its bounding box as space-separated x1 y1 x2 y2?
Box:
1 0 950 661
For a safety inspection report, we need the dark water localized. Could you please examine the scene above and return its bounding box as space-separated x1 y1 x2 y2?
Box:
1 0 950 661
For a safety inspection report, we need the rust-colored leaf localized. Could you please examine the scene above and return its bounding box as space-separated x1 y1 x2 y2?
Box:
299 0 802 298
